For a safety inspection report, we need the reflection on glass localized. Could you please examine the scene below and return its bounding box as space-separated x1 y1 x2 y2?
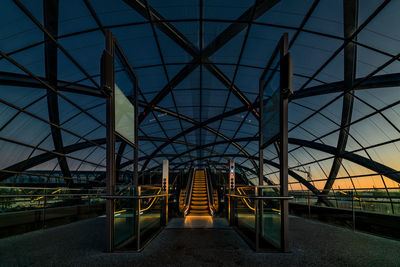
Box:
114 188 136 247
139 194 162 247
260 187 281 248
262 88 280 145
262 199 281 248
235 187 256 242
115 84 135 144
262 58 280 146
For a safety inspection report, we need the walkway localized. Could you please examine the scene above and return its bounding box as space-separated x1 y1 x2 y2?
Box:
0 216 399 266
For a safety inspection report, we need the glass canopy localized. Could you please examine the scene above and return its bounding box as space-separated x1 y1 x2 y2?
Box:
0 0 399 213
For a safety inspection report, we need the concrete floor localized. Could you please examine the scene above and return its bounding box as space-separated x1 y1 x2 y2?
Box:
0 216 399 266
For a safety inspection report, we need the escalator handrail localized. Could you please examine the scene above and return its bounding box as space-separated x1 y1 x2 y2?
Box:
183 168 196 215
183 168 193 205
205 168 216 215
237 187 255 211
140 189 162 212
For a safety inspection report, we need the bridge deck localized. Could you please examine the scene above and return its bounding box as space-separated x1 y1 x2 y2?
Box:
0 216 399 266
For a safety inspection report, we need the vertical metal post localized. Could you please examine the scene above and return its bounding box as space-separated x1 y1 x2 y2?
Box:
308 191 311 218
280 33 290 252
255 187 259 251
229 196 235 226
136 186 141 251
104 31 115 253
352 190 355 231
42 193 47 230
259 75 264 248
258 186 264 248
162 160 169 225
259 77 264 188
134 77 139 186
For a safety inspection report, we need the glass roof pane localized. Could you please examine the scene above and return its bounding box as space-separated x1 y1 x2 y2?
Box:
0 1 43 54
204 0 252 20
58 0 98 36
304 0 343 37
148 0 199 20
357 0 400 56
0 1 399 199
88 0 146 26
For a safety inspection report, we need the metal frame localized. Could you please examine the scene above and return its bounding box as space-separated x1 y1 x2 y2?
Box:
102 31 139 252
258 33 292 252
0 0 399 218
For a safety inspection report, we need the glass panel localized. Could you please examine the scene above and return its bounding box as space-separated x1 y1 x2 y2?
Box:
261 198 281 249
114 48 136 145
114 187 137 248
139 195 162 248
235 187 256 242
114 85 135 144
261 55 280 146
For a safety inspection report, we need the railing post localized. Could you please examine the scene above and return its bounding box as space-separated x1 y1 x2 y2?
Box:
255 187 259 251
136 186 141 251
229 196 235 226
42 193 47 230
163 193 168 226
308 191 311 218
352 189 355 231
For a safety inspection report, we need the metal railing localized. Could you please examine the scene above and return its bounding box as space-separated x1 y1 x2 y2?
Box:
0 186 105 238
226 186 293 252
102 185 169 252
290 189 400 214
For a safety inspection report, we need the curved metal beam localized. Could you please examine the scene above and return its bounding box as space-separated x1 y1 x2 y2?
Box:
289 138 400 184
0 138 105 182
291 73 400 100
160 153 330 205
140 104 256 170
2 136 399 192
321 0 358 201
43 0 72 186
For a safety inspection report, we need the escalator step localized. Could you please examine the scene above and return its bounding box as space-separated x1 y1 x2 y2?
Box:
191 206 208 210
191 197 207 201
189 211 209 215
191 200 208 205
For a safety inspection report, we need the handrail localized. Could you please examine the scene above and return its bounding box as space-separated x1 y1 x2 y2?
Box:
170 172 179 188
236 185 257 189
289 194 400 199
101 193 170 199
226 194 294 200
140 185 162 190
205 168 215 215
183 168 195 215
0 194 103 198
183 168 193 205
140 189 162 212
237 188 255 211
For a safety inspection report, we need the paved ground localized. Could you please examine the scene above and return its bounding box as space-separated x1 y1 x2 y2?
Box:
0 215 399 266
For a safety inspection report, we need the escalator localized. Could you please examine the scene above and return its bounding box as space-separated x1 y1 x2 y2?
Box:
189 170 209 215
180 169 218 216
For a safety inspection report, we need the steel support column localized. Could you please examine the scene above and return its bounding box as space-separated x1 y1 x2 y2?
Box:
279 33 290 252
